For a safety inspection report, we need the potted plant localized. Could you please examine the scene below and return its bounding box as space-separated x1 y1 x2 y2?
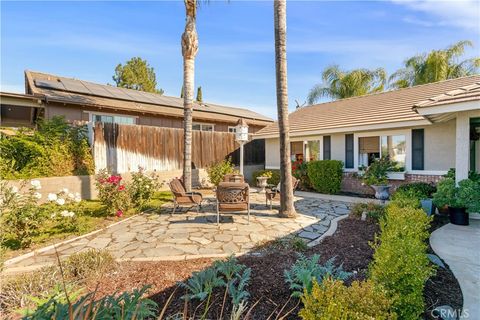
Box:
256 171 272 194
396 182 437 215
433 178 480 226
362 158 393 202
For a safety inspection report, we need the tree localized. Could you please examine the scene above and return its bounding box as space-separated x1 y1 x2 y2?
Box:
181 0 199 192
389 40 480 89
274 0 296 218
196 86 203 102
307 65 386 104
113 57 164 94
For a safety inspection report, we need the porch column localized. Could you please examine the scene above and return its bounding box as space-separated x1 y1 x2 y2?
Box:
455 112 470 183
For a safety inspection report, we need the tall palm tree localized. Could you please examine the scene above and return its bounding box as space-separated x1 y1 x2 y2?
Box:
389 40 480 89
181 0 199 192
307 65 386 104
274 0 296 218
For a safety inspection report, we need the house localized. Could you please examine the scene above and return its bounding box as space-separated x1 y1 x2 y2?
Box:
254 76 480 193
0 70 273 133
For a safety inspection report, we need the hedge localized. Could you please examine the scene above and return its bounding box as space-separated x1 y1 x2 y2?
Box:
306 160 343 194
369 204 435 319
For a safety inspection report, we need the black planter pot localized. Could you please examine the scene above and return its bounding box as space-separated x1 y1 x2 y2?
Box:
448 206 469 226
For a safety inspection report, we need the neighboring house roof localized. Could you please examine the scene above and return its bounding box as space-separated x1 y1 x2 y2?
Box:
255 75 480 138
0 91 45 108
24 71 273 126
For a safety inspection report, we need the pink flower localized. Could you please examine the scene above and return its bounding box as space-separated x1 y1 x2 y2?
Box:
116 210 123 217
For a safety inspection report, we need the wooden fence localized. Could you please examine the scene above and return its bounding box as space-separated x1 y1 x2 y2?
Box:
93 123 264 173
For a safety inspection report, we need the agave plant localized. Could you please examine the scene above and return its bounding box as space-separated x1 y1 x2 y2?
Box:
284 254 352 298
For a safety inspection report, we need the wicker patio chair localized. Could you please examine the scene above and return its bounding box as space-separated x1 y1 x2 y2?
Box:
168 178 203 214
216 182 250 225
265 177 299 210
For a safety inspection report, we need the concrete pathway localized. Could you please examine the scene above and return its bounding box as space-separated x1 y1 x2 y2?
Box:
430 219 480 319
4 193 353 273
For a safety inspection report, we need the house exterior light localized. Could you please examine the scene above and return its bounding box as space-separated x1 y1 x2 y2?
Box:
235 118 249 175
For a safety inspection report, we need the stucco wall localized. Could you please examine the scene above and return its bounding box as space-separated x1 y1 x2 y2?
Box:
423 119 456 171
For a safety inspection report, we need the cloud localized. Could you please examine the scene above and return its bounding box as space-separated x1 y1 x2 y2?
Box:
392 0 480 31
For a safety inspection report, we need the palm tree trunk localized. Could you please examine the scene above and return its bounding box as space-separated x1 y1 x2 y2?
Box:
274 0 296 218
181 0 198 192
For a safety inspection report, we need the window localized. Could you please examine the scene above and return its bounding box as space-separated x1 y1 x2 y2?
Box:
192 122 214 131
93 114 135 125
357 134 406 170
228 126 237 133
305 140 320 161
381 135 406 170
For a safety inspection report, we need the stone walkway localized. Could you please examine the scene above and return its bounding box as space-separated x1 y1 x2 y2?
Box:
4 193 353 272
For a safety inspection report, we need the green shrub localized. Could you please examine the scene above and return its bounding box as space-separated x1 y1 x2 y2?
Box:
206 157 236 186
292 161 311 189
458 178 480 213
299 278 397 320
63 249 117 282
390 188 422 209
369 204 435 319
306 160 343 194
95 169 132 216
129 168 160 209
351 202 385 220
396 182 436 199
252 169 280 186
284 254 351 298
362 157 395 186
22 285 157 320
0 116 94 179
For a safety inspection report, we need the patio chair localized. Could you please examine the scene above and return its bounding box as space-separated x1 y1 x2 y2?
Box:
223 174 245 183
168 178 203 214
265 177 299 210
216 182 250 225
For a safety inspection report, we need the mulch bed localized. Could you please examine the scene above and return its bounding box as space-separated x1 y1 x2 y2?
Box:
86 215 462 319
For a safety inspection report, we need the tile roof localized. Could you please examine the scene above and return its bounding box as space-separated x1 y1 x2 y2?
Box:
414 81 480 109
24 71 273 125
255 75 480 137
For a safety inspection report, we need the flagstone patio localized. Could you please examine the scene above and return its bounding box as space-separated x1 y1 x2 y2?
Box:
4 193 353 272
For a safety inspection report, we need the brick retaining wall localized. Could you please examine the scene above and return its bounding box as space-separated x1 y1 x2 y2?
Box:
341 172 443 195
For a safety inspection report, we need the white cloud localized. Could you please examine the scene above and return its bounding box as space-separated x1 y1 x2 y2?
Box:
393 0 480 31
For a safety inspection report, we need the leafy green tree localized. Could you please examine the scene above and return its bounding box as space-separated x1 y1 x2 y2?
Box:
307 65 386 104
113 57 164 94
389 40 480 89
196 86 203 102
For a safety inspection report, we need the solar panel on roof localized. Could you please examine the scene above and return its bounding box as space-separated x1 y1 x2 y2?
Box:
35 79 66 91
60 78 92 95
117 87 156 105
102 85 134 100
81 82 116 98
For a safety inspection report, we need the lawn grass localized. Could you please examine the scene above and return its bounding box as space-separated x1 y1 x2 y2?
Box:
2 191 172 258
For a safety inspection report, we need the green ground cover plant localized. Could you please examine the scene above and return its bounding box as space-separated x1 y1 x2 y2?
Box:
0 116 94 179
306 160 343 194
350 202 385 220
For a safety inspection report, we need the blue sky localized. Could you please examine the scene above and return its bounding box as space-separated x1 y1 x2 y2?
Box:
1 0 479 118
